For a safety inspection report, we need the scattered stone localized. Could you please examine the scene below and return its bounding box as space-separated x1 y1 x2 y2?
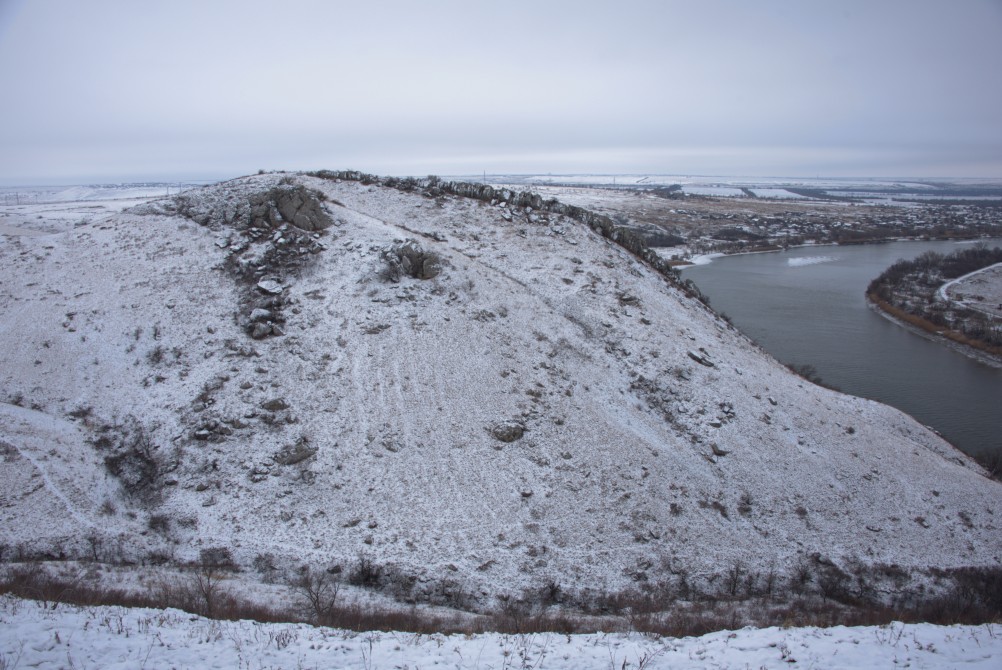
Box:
257 279 283 295
687 350 715 367
490 420 525 443
710 443 730 456
274 440 318 466
261 398 289 411
381 241 442 282
250 308 273 322
618 292 641 307
250 323 273 339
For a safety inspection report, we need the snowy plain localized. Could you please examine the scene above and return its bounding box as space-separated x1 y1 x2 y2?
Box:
2 595 1000 669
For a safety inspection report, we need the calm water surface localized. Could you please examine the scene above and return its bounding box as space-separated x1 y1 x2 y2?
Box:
681 239 1002 459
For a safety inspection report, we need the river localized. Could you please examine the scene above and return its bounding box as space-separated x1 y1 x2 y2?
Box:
680 239 1002 460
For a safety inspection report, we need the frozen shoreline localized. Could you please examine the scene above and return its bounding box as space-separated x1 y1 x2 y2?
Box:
865 296 1002 370
683 237 992 267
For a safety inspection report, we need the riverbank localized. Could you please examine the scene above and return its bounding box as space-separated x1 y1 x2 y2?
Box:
681 236 999 267
865 291 1002 369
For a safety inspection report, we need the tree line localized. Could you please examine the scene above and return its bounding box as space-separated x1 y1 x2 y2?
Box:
867 245 1002 350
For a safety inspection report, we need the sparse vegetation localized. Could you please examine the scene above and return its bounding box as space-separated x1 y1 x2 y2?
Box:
2 558 1000 637
92 416 174 505
867 245 1002 355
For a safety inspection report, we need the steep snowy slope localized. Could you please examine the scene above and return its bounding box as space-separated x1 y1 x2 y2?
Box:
1 172 999 605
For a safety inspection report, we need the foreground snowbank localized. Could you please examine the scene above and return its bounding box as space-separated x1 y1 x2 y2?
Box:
1 596 998 669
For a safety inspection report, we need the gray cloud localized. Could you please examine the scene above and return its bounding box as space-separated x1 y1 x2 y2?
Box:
1 0 1000 183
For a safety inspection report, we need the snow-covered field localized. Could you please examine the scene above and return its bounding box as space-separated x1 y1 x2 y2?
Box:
939 262 1002 320
683 186 746 197
0 183 199 235
2 595 999 669
750 188 803 199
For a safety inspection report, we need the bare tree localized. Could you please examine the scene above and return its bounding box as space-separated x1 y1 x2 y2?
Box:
292 567 340 623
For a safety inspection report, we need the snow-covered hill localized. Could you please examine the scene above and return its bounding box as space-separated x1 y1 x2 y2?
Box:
1 171 999 607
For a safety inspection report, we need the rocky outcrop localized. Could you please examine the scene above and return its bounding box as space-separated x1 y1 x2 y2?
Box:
150 178 334 234
381 241 442 282
249 184 334 232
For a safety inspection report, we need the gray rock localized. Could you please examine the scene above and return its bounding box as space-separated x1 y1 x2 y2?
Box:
250 323 273 339
261 398 289 411
490 420 525 443
257 279 283 295
687 350 715 367
274 440 318 466
250 308 273 322
710 443 730 456
250 185 334 232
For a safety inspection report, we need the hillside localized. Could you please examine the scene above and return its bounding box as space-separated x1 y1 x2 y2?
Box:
1 171 999 609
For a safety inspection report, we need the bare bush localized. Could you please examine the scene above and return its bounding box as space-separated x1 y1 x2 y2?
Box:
93 417 172 505
347 556 381 588
198 547 236 570
291 567 340 623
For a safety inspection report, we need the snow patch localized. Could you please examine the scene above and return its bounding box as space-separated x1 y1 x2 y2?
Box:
788 255 838 267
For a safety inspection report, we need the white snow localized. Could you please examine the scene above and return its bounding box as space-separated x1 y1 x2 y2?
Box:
936 262 1002 302
684 186 746 197
1 172 999 607
750 188 803 199
685 252 725 265
787 255 838 267
1 595 999 669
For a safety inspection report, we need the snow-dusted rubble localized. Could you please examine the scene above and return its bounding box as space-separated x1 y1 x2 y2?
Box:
1 172 999 605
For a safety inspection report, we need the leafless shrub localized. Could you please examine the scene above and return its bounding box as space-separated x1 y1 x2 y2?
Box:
972 450 1002 481
2 558 999 637
95 417 172 505
737 492 753 516
347 556 381 588
147 514 171 535
292 567 340 623
724 562 744 596
193 567 228 618
198 547 236 570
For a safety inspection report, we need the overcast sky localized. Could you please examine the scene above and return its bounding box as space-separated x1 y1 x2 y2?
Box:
1 0 1001 184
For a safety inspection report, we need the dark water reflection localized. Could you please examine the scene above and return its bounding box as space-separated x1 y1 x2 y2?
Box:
682 239 1002 459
